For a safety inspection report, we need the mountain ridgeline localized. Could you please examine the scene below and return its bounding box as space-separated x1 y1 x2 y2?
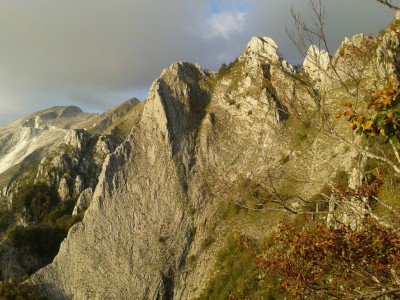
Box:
0 15 399 299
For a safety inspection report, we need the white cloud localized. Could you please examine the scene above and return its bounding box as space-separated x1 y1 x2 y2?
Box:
203 11 247 39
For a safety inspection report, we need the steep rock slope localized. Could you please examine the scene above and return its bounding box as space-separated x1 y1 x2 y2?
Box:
30 62 210 299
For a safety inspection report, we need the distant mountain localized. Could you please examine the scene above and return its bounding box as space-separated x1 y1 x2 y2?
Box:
0 100 138 282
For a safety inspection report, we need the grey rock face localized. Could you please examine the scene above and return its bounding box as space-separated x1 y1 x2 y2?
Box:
64 129 89 151
57 176 71 202
303 45 330 88
376 29 400 77
72 188 93 216
0 102 139 283
30 62 209 299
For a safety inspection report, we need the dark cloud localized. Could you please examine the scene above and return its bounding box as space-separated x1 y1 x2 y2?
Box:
0 0 396 125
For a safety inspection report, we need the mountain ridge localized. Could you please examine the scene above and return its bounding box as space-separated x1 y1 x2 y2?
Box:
0 15 399 299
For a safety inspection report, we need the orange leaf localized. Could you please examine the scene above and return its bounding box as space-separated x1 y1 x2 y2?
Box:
335 112 342 119
383 96 392 105
340 100 350 107
344 110 354 116
386 88 395 96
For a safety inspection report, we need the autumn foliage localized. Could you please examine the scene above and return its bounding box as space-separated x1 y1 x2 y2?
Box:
257 80 400 298
256 216 400 299
337 78 400 148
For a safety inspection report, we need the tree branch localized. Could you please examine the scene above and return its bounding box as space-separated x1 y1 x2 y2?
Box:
359 287 400 299
376 0 400 10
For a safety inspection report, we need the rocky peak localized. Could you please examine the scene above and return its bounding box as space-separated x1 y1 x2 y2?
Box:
241 37 280 63
144 62 210 155
59 106 83 118
303 45 330 88
376 18 400 78
64 129 89 151
239 36 294 79
20 106 85 130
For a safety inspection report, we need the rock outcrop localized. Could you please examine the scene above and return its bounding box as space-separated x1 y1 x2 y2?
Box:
72 188 93 216
303 45 330 89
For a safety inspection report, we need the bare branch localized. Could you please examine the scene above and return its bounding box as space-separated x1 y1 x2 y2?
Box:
376 0 400 10
389 138 400 165
359 287 400 299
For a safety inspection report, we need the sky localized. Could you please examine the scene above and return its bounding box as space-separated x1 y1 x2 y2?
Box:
0 0 397 125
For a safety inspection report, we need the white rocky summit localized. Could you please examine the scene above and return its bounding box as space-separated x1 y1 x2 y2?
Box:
243 36 280 63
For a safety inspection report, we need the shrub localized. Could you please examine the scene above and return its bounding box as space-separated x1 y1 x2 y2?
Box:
199 234 285 300
7 225 66 265
218 63 228 76
12 183 59 224
0 210 14 233
257 216 400 299
0 281 47 300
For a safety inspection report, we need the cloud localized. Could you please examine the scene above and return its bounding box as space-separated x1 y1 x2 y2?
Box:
203 11 247 39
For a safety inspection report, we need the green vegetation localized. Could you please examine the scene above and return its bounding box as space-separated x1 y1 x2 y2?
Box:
7 226 65 267
285 117 315 148
104 101 145 143
333 169 349 189
0 210 14 234
4 182 83 274
0 281 47 300
201 236 215 250
12 183 59 224
218 59 239 77
198 234 286 300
